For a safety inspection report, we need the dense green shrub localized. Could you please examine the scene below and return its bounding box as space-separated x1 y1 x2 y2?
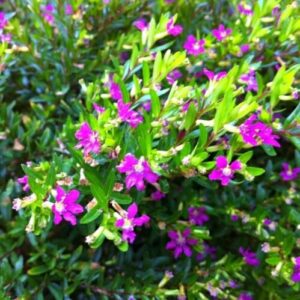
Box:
1 0 300 299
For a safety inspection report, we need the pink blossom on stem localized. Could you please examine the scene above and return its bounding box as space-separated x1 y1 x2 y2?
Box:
117 154 159 191
151 190 165 201
240 69 258 92
93 103 105 114
65 4 73 15
188 207 209 226
0 11 7 29
117 100 143 128
75 122 101 156
240 44 250 54
183 35 205 56
0 33 11 43
239 114 280 148
166 228 197 258
115 202 150 243
212 24 232 41
110 82 123 101
41 4 55 25
280 163 300 181
239 247 260 267
166 17 183 36
52 186 84 225
203 68 227 81
166 69 182 84
17 175 30 192
237 3 253 15
209 156 241 186
133 18 148 31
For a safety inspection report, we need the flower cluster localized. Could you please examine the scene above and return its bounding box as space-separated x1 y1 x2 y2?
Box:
117 154 159 191
183 35 205 56
117 100 143 128
212 24 232 41
188 207 209 226
41 4 55 25
17 175 30 192
115 203 150 243
239 247 260 267
166 17 183 36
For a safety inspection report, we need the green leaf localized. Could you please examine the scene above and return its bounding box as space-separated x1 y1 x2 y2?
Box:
183 103 197 130
246 167 265 176
266 255 281 266
80 206 102 224
150 89 161 118
28 265 50 276
111 192 132 204
142 61 150 86
239 151 253 163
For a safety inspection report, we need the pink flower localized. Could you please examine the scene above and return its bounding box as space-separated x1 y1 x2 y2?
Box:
239 114 280 148
238 292 253 300
237 3 253 15
240 69 258 92
41 4 55 25
166 228 197 258
115 202 150 243
0 11 7 29
280 163 300 181
188 207 209 226
209 156 241 186
75 122 101 156
291 257 300 282
0 33 11 43
117 154 159 191
133 18 148 31
117 100 143 128
203 68 227 81
110 82 123 101
239 247 260 267
151 190 165 201
17 175 30 192
166 17 183 36
240 44 250 54
93 103 105 114
65 4 73 15
183 35 205 56
166 69 182 84
52 186 84 225
212 24 232 41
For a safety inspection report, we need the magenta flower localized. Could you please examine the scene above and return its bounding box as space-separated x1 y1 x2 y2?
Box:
41 4 55 25
166 69 182 84
166 228 197 258
65 4 73 15
239 114 280 148
117 154 159 191
239 247 260 267
151 190 165 201
240 69 258 92
110 82 123 101
238 292 253 300
183 35 205 56
240 44 250 54
237 3 253 15
209 156 241 186
117 100 143 128
0 11 7 29
0 33 11 43
133 18 148 31
93 103 105 114
188 207 209 226
142 101 151 112
291 257 300 282
280 163 300 181
212 24 232 41
166 17 183 36
75 122 101 156
115 202 150 243
203 68 227 81
52 186 84 225
17 175 30 192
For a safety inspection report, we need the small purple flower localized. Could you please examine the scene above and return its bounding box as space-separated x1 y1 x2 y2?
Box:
231 214 239 221
280 163 300 181
151 190 165 201
166 228 197 258
93 103 105 114
65 4 73 15
183 35 205 56
142 101 151 112
293 91 299 99
229 280 238 288
209 156 241 186
41 4 55 25
166 17 183 36
0 11 7 29
52 186 84 225
117 154 159 191
75 122 101 156
133 18 148 31
238 292 253 300
203 68 227 81
0 33 11 43
240 44 250 54
263 218 277 231
188 207 209 226
239 247 260 267
117 101 143 128
166 69 182 84
110 82 123 101
115 202 150 243
212 24 232 41
291 257 300 282
17 175 30 192
239 114 280 147
237 3 253 15
240 69 258 92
